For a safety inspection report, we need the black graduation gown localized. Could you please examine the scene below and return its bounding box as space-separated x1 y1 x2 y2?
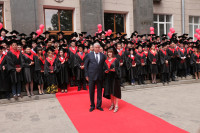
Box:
68 47 77 76
167 48 178 72
22 53 35 83
34 55 45 85
57 55 69 88
7 50 24 84
177 47 187 70
74 52 86 80
0 54 10 91
159 50 170 73
148 50 159 74
190 53 200 73
126 55 137 80
44 57 58 86
116 50 127 79
135 52 147 75
103 58 121 99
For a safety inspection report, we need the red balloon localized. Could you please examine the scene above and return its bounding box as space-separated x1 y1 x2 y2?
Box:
36 29 42 35
97 24 102 29
194 33 198 38
39 24 44 30
168 32 172 38
198 35 200 40
170 28 174 33
108 29 112 35
0 23 3 30
105 31 108 36
150 31 154 34
171 29 175 33
196 28 200 33
150 27 154 31
198 30 200 35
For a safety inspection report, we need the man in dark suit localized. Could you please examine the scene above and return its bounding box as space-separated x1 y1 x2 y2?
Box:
84 42 106 112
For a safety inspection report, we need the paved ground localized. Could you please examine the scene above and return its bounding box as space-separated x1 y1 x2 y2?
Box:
0 82 200 133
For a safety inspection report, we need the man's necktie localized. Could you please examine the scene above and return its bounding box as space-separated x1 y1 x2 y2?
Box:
95 53 99 63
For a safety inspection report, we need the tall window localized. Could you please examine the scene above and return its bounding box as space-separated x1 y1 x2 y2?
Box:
154 14 172 36
44 8 73 36
0 4 3 25
104 13 126 34
189 16 200 39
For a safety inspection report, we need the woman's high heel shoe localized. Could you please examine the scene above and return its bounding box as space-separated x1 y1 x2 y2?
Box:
109 105 114 111
113 106 119 113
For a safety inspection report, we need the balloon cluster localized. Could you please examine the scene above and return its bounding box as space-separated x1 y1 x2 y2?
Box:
194 28 200 40
168 28 175 39
150 27 155 34
36 24 45 36
96 24 112 36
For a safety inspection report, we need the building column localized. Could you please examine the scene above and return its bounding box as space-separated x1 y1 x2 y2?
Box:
79 0 103 35
133 0 153 34
10 0 38 34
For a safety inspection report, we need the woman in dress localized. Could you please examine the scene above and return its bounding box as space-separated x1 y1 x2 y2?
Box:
148 42 159 84
191 45 200 79
44 47 58 94
103 47 121 113
22 45 35 96
34 46 45 94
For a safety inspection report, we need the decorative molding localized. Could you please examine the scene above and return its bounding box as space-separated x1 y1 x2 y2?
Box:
55 0 64 3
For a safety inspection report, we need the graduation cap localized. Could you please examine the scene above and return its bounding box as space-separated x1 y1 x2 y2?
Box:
70 40 76 43
23 44 32 50
101 31 106 35
128 48 135 52
0 28 9 34
136 43 143 49
115 32 122 35
43 31 50 35
131 33 136 38
77 44 85 49
19 33 27 37
30 32 37 36
105 46 118 55
10 30 19 35
57 31 64 35
187 37 193 40
45 46 55 53
71 32 78 38
161 34 167 37
79 33 83 37
121 34 127 38
133 31 138 34
81 32 87 35
34 46 43 53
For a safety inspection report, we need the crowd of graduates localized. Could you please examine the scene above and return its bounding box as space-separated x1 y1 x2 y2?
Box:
0 27 200 99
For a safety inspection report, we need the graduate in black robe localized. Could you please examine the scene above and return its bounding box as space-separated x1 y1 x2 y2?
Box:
177 41 187 78
167 40 178 81
148 43 159 84
44 47 58 94
68 40 78 86
135 44 147 85
74 45 87 91
103 47 121 113
190 45 200 79
57 48 69 92
159 42 170 85
22 45 35 96
115 42 127 87
126 48 137 85
0 46 10 99
7 40 24 98
34 46 45 94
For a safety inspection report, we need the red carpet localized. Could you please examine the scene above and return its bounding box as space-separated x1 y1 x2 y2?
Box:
56 87 189 133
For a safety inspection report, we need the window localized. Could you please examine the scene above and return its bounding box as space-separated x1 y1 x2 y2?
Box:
44 8 73 36
189 16 200 39
104 13 126 34
153 14 172 36
0 4 3 25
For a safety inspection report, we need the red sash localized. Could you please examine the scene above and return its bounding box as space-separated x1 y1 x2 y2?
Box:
150 50 157 56
38 56 45 64
69 47 77 54
10 48 20 59
179 47 185 54
137 52 144 57
59 57 65 63
128 55 135 65
77 52 85 60
168 48 175 54
24 53 34 60
118 50 123 56
46 57 55 66
0 54 5 64
105 58 116 69
160 49 167 56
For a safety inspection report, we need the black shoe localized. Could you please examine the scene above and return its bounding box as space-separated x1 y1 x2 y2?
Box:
96 107 104 111
78 87 81 91
89 107 95 112
83 87 87 90
142 81 145 84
